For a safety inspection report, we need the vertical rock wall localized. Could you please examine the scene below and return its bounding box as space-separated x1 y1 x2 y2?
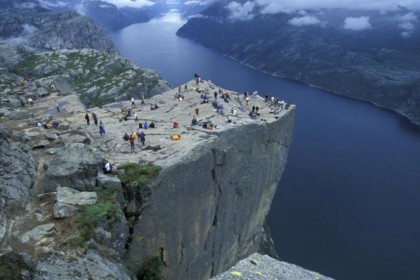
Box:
126 109 295 279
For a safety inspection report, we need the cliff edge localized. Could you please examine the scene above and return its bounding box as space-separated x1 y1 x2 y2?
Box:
0 77 295 279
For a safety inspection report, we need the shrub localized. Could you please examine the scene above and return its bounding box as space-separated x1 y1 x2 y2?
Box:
118 163 161 187
76 202 119 241
0 252 33 280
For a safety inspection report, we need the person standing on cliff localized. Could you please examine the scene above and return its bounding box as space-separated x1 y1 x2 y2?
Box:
99 121 105 136
131 97 135 107
85 113 90 125
129 133 135 151
92 112 98 126
139 131 146 146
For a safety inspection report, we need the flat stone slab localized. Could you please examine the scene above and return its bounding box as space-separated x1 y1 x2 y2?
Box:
20 223 55 243
211 253 334 280
56 186 97 206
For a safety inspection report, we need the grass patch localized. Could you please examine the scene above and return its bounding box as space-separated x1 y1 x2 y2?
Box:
0 252 34 280
76 202 119 241
118 163 161 187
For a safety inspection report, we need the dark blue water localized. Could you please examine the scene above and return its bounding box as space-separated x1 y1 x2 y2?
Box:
110 12 420 280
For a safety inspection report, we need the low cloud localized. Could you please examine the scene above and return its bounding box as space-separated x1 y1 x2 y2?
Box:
343 16 372 31
254 0 420 13
101 0 154 9
288 15 321 26
398 12 418 37
227 1 256 21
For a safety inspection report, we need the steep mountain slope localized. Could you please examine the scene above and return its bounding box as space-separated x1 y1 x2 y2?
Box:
0 0 117 53
177 2 420 125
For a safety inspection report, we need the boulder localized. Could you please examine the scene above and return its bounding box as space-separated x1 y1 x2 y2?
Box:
20 223 55 243
211 253 334 280
96 173 122 190
32 140 50 149
34 250 133 280
53 187 97 218
56 187 97 206
0 125 36 212
44 133 58 141
53 203 78 218
44 143 105 192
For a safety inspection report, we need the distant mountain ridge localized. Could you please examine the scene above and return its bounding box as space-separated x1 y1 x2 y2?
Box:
0 0 117 54
177 2 420 125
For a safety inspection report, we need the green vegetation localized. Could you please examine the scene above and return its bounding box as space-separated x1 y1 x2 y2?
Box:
75 188 121 246
140 257 164 280
118 163 161 187
0 252 34 280
76 202 119 241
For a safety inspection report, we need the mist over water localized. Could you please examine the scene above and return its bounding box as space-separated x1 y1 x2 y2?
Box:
111 11 420 280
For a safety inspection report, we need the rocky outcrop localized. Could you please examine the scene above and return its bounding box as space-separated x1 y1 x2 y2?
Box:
0 42 171 108
118 83 295 279
53 187 98 218
33 250 133 280
211 253 334 280
44 143 105 192
0 124 37 213
0 2 117 54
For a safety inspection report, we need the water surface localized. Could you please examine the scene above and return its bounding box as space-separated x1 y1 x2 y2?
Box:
111 11 420 280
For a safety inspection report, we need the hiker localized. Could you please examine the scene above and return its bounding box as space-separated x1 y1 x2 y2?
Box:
134 113 138 122
195 108 199 116
28 97 34 106
173 121 179 128
252 106 255 113
139 131 145 146
92 112 98 125
256 106 260 115
178 85 182 93
99 121 105 135
85 113 90 125
131 131 138 142
226 116 232 123
103 162 112 174
131 97 135 107
123 132 129 141
55 99 60 112
136 128 142 142
184 84 188 91
138 122 143 129
149 121 155 128
143 121 148 129
191 116 198 125
214 91 218 99
52 121 59 128
129 134 135 151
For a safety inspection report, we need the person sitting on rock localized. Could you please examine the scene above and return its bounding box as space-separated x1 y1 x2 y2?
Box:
173 121 179 128
123 132 129 141
191 116 198 125
103 162 112 174
143 121 148 129
149 121 155 128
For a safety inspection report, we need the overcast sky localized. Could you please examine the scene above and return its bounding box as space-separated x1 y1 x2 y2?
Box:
224 0 419 36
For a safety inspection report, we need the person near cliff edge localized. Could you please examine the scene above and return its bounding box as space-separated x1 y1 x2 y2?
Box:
85 113 90 125
103 161 112 174
92 112 98 126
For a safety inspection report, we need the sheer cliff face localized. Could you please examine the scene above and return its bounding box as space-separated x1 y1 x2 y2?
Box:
126 109 295 279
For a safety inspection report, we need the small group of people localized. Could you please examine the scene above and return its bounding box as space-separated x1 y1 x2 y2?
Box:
85 112 98 125
124 129 146 151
